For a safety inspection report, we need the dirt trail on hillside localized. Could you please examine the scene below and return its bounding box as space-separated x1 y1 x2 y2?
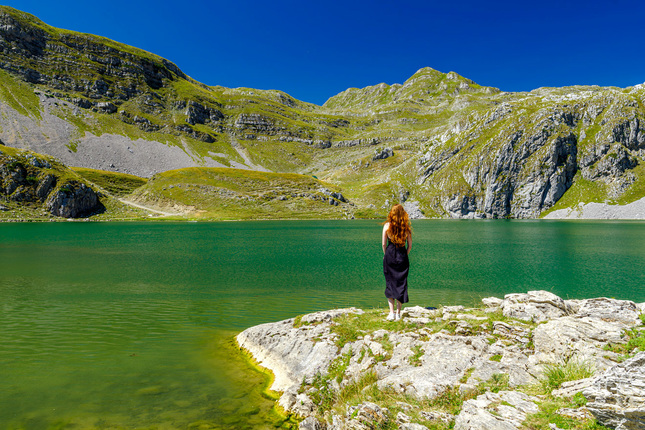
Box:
118 198 183 217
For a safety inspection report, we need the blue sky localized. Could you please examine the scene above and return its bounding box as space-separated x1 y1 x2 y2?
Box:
3 0 644 105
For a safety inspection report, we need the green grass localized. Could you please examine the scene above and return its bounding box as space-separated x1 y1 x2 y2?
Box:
0 68 42 120
541 172 609 216
71 167 147 197
538 360 595 394
603 326 645 361
408 345 424 366
523 396 610 430
128 166 355 220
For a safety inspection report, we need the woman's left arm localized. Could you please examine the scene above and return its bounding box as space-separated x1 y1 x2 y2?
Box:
406 232 412 255
382 223 389 254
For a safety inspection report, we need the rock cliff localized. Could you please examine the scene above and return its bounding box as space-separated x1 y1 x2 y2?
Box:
0 146 104 218
1 5 645 219
238 291 645 429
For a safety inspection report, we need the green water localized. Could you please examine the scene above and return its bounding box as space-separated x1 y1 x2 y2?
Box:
1 220 645 429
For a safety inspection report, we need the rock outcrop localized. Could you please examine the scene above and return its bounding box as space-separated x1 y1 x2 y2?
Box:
45 180 102 217
583 351 645 430
237 291 645 429
1 147 104 218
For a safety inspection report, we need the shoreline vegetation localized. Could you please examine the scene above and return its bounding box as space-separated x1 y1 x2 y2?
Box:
237 291 645 430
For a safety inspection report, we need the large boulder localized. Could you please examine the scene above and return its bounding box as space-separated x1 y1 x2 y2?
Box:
530 316 628 370
501 290 573 322
584 351 645 430
574 297 641 325
45 181 103 218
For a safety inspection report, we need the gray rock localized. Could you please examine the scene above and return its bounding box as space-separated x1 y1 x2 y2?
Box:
396 411 411 423
531 316 626 369
279 387 315 418
501 290 572 322
551 377 596 398
373 147 394 160
375 332 492 398
584 351 645 430
347 402 390 429
556 407 594 421
45 181 102 218
454 391 540 430
236 308 362 392
36 174 56 201
96 102 117 114
399 423 429 430
418 410 454 424
403 200 425 219
575 297 641 325
482 296 503 308
299 416 322 430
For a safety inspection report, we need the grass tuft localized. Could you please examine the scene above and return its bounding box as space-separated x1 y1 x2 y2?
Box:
539 359 595 394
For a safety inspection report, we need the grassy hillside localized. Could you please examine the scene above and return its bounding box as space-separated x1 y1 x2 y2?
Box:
0 145 150 220
2 5 645 220
127 167 370 220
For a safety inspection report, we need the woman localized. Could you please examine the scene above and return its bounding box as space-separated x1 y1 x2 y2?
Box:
382 204 412 321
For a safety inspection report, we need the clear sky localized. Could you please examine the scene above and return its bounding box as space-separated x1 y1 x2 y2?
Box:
3 0 644 105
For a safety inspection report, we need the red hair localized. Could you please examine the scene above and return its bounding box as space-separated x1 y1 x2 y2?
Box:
386 204 411 246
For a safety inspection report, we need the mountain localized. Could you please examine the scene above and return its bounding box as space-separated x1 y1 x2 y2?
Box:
1 5 644 220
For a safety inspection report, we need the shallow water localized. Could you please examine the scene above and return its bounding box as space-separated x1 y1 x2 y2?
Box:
1 220 644 428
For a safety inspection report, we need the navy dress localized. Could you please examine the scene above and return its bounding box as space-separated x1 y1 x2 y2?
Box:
383 237 409 303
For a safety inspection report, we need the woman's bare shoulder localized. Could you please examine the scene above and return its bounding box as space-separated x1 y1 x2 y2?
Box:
383 222 390 230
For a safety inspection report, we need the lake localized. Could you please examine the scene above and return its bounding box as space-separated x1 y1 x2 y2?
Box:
1 220 645 429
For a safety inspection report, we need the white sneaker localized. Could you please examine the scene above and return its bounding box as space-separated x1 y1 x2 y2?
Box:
394 312 401 321
386 312 395 321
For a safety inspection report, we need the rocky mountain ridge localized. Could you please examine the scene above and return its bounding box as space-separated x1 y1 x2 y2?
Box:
1 5 645 219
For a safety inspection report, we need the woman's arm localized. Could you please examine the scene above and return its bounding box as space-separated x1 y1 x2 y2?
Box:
382 223 389 254
406 231 412 255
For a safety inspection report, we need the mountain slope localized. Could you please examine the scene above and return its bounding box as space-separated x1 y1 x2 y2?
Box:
1 5 644 220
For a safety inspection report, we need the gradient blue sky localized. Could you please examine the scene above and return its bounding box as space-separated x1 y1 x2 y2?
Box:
3 0 644 105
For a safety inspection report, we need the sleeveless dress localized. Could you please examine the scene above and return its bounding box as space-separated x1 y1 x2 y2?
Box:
383 237 409 303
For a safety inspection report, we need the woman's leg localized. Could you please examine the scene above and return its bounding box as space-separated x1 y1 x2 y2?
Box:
395 300 402 320
387 298 395 320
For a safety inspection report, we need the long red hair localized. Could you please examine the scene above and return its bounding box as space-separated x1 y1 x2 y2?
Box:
386 204 411 246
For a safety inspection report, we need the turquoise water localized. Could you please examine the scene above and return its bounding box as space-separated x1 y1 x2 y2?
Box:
1 220 644 429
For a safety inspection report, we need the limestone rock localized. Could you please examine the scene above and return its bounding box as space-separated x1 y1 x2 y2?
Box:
375 332 492 398
373 147 394 161
556 407 594 421
236 308 361 392
36 173 56 201
501 290 572 322
418 410 454 424
279 388 315 418
45 181 103 218
574 297 641 325
551 377 596 398
482 296 503 309
299 416 322 430
454 390 540 430
584 351 645 430
531 316 626 369
399 423 429 430
346 402 390 429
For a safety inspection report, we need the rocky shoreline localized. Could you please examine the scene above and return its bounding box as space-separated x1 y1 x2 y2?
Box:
236 291 645 430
